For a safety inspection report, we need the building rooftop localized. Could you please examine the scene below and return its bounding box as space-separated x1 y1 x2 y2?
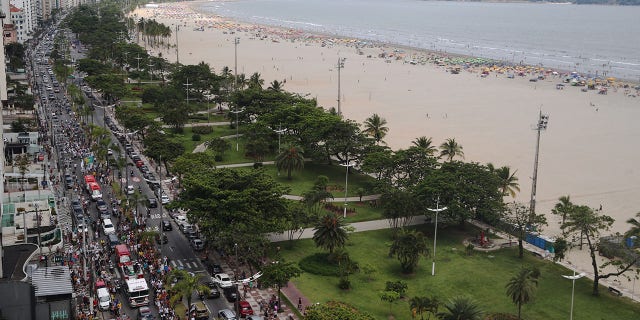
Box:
31 266 73 297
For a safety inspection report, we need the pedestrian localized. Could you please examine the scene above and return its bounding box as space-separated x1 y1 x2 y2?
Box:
298 297 302 311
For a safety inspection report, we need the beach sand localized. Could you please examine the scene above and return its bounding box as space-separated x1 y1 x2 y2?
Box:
132 2 640 295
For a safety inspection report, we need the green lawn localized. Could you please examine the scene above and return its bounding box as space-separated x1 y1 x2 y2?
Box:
168 126 236 153
277 225 640 320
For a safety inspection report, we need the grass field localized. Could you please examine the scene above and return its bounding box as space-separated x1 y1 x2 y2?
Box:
277 225 640 320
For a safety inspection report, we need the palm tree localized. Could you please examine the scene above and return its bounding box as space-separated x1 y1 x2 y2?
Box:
410 296 438 320
166 269 209 310
551 195 574 236
275 144 305 180
268 80 284 92
312 213 348 254
363 113 389 145
438 297 483 320
439 138 464 161
248 72 264 89
626 212 640 237
389 229 430 273
505 266 540 320
495 166 520 198
412 136 437 155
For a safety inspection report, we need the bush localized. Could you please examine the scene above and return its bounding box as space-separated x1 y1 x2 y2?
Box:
214 155 223 162
253 162 263 169
192 126 213 134
299 253 340 276
192 134 201 141
338 278 351 290
385 280 408 298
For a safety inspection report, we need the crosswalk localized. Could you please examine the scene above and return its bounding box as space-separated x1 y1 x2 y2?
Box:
170 258 203 271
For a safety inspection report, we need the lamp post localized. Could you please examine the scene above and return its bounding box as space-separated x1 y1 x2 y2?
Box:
339 160 354 218
562 270 586 320
529 110 549 217
427 197 447 276
230 108 243 151
184 78 192 106
234 37 240 90
175 24 180 64
336 58 346 116
34 202 42 256
273 125 286 176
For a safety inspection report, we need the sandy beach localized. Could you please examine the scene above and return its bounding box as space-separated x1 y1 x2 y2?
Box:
129 1 640 298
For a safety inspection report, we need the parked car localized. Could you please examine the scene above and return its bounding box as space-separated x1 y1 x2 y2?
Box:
213 273 233 289
102 218 115 235
127 185 135 195
188 302 209 320
148 198 158 208
222 287 238 302
162 220 173 231
185 230 198 241
161 194 170 205
211 263 223 275
137 306 154 320
190 238 204 251
199 281 220 299
217 309 237 320
238 300 254 317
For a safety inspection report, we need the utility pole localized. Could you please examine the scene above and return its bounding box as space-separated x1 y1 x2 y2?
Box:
175 24 180 64
336 58 345 116
530 110 549 218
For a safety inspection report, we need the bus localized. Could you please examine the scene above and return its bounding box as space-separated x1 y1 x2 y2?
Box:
125 278 149 307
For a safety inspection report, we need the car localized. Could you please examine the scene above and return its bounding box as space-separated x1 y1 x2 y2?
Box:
76 222 89 234
174 215 188 226
162 220 173 231
238 300 254 317
148 198 158 208
140 165 150 174
188 302 210 320
181 223 194 234
96 199 108 213
213 273 233 289
65 176 74 189
161 194 170 205
217 308 237 320
137 306 154 320
185 230 198 241
190 238 204 250
211 263 223 275
200 281 220 299
135 160 144 168
127 185 135 195
102 218 115 235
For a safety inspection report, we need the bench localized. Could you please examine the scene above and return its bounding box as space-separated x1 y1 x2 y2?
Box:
608 286 622 296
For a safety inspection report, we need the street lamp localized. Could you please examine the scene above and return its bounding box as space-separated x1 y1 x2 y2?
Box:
230 108 244 151
234 37 240 90
336 58 346 116
339 160 354 218
184 78 192 106
427 197 447 276
34 202 42 256
562 270 586 320
273 125 286 176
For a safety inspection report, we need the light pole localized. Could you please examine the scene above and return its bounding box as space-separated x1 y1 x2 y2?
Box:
273 125 286 176
530 110 549 218
230 108 243 151
339 160 354 218
34 202 42 256
184 78 192 106
336 58 346 116
427 197 447 276
562 270 586 320
234 37 240 90
175 24 180 64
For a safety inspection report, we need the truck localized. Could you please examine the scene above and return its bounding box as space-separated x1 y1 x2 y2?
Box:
84 175 102 200
114 244 131 267
125 278 149 307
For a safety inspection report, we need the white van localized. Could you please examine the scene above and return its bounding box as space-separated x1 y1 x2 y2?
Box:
97 287 111 310
103 218 115 235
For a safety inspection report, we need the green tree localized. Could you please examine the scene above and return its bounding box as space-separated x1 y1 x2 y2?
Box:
561 204 639 296
389 229 430 273
505 266 540 320
143 132 185 174
503 202 547 258
312 213 348 254
551 195 574 237
380 290 401 317
362 113 389 145
275 144 305 180
259 260 302 310
412 136 437 155
439 138 464 162
15 154 30 200
206 137 231 159
165 269 209 309
381 189 422 237
438 297 483 320
626 212 640 237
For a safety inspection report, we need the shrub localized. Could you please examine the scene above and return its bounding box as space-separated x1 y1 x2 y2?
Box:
253 162 263 169
338 278 351 290
385 280 408 298
299 253 340 276
192 134 201 141
214 155 223 162
192 126 213 134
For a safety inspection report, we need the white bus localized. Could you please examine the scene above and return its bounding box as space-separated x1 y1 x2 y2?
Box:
125 278 149 307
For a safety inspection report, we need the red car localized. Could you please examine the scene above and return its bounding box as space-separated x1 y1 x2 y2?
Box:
135 160 144 168
238 300 254 317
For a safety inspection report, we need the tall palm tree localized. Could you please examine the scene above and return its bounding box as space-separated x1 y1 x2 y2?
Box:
166 269 209 310
439 138 464 162
625 212 640 238
412 136 437 155
551 195 574 236
312 213 348 254
275 144 305 180
363 113 389 145
438 297 483 320
505 266 540 320
495 166 520 198
268 80 284 92
248 72 264 89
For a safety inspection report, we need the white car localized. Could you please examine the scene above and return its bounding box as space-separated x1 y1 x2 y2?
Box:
213 273 233 288
174 215 188 226
161 194 170 205
102 218 116 235
127 185 135 195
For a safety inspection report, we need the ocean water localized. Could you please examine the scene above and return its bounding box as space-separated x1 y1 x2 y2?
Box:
199 0 640 81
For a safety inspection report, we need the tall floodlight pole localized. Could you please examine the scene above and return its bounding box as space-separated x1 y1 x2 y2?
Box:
234 37 240 90
34 202 42 256
562 270 586 320
530 111 549 218
427 197 447 276
175 24 180 64
336 58 346 116
339 160 354 218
